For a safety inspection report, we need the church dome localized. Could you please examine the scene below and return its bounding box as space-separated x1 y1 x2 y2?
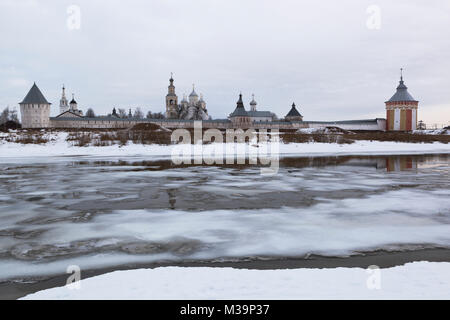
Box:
189 85 198 97
70 93 77 104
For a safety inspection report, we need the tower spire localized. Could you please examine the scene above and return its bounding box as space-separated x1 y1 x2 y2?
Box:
59 84 69 114
250 93 257 111
400 68 403 82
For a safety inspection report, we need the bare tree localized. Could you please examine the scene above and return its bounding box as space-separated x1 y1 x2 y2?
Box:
155 112 165 119
133 107 144 119
146 111 165 119
118 108 127 118
10 108 19 123
418 120 426 130
0 107 9 124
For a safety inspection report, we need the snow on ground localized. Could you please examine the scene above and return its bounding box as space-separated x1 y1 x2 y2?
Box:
0 131 449 158
22 262 450 300
413 129 450 135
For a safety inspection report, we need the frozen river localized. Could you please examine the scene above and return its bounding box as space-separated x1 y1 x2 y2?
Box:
0 154 449 281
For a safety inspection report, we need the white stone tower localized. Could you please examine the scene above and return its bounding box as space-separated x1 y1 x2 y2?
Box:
59 85 69 114
250 94 257 111
165 73 179 119
19 82 51 128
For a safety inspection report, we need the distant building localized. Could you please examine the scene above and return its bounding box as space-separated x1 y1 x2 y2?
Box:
285 103 303 122
19 71 419 133
59 85 69 114
385 69 418 131
19 82 51 128
229 94 277 125
165 74 210 120
229 93 251 127
58 85 83 117
247 95 277 122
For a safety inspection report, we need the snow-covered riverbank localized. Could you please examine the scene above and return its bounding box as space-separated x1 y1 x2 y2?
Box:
0 131 449 159
22 262 450 300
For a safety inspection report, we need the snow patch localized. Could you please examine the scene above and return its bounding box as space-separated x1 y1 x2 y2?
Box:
22 262 450 300
0 131 449 158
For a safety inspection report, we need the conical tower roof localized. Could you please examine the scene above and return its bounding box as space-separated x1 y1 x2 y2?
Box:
20 82 51 104
386 70 418 103
286 102 302 117
230 93 248 117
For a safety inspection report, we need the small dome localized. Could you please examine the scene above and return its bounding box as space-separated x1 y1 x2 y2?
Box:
189 84 198 97
249 94 257 111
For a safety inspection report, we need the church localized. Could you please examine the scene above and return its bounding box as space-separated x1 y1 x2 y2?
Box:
165 74 210 120
57 85 83 117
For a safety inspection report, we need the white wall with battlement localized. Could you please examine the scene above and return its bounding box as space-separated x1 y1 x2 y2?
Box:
48 118 384 131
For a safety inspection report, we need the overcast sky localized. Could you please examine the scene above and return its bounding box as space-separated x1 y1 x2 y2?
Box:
1 0 449 125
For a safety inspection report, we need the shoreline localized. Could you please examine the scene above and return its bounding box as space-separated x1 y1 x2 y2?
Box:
0 140 449 160
2 248 450 300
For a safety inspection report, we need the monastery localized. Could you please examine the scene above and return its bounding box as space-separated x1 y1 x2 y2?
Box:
19 72 418 132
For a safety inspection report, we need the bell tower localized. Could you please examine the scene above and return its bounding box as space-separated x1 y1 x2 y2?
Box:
166 73 179 119
59 85 69 114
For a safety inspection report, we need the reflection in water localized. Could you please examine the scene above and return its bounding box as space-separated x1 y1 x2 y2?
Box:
385 157 417 172
167 189 177 209
0 154 449 281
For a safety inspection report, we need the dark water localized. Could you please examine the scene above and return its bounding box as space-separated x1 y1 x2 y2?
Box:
0 154 449 281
